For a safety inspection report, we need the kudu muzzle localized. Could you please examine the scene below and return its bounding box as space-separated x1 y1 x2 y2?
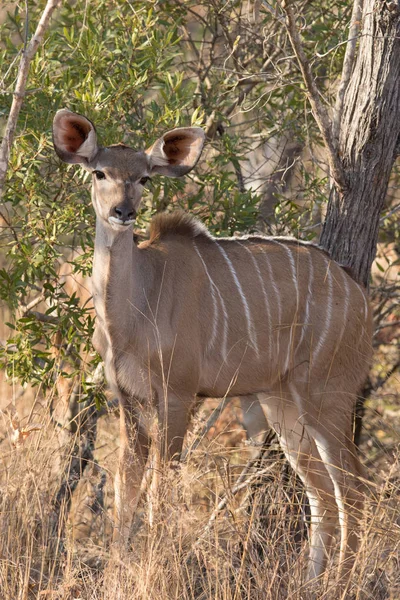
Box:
109 202 137 227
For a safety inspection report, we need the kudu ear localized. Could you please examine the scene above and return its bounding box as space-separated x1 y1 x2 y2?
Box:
145 127 205 177
53 109 99 165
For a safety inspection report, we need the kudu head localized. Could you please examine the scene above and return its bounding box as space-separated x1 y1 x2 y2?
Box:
52 109 205 231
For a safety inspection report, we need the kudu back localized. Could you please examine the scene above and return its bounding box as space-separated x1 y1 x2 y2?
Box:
53 109 372 581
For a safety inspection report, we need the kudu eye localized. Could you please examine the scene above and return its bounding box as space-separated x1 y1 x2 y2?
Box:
139 176 150 186
93 170 106 180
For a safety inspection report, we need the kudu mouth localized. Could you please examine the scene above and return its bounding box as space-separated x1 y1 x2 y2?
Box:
108 208 137 229
108 216 136 228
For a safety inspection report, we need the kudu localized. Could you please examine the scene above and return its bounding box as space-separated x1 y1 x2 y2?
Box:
53 109 372 581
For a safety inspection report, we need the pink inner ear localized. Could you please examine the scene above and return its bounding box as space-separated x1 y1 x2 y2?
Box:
60 117 91 153
163 134 196 165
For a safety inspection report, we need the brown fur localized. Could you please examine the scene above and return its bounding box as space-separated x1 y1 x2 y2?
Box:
148 211 210 244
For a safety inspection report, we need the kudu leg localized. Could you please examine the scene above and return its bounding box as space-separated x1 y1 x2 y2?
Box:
158 392 194 461
239 394 269 444
113 399 150 546
258 391 338 580
291 383 366 581
146 393 193 517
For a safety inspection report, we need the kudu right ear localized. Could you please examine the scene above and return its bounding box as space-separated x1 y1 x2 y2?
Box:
53 109 99 165
145 127 205 178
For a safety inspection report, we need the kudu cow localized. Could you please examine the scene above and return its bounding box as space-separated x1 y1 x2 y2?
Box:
53 109 372 581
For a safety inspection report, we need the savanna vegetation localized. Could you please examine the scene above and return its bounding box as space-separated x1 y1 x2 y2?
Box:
0 1 399 598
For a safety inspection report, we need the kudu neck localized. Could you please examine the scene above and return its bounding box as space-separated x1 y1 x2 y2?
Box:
94 219 135 253
93 218 136 338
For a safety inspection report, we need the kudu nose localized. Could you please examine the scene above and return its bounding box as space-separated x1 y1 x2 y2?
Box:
113 205 136 222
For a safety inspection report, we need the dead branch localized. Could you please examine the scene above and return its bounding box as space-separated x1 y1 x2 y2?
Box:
25 310 59 324
19 293 46 315
373 320 400 336
182 397 230 461
48 362 103 543
0 0 61 198
278 0 347 191
201 459 278 538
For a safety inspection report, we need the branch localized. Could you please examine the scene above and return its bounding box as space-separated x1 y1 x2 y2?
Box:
0 0 61 198
49 362 104 544
204 47 282 138
332 0 363 144
19 293 45 315
278 0 347 192
373 320 400 336
181 397 230 461
25 310 59 324
200 459 278 538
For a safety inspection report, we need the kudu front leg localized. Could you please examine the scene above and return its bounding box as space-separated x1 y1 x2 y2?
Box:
158 392 194 462
113 397 150 547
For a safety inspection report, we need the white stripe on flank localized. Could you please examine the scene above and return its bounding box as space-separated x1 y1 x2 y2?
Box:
215 241 259 357
273 242 299 309
273 241 299 372
257 244 281 356
213 287 229 362
193 241 220 355
238 242 272 361
296 247 314 353
313 255 333 367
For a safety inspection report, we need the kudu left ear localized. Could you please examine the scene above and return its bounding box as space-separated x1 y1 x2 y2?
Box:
145 127 205 177
53 109 99 166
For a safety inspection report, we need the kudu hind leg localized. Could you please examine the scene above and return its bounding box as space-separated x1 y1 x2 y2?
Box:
292 384 366 578
113 399 150 546
258 391 338 580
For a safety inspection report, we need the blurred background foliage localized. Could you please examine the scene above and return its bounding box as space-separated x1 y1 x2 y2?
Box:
0 0 398 404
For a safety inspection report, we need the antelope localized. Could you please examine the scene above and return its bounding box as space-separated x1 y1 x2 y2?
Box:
53 109 372 581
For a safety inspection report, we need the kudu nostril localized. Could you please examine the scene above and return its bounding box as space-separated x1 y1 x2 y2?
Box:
113 206 135 221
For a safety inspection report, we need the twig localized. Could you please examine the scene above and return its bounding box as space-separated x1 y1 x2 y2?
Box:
0 0 61 198
205 47 282 138
373 320 400 336
200 460 277 537
181 397 230 461
279 0 347 191
19 293 45 315
332 0 363 144
48 362 104 544
380 202 400 223
373 360 399 392
25 310 59 324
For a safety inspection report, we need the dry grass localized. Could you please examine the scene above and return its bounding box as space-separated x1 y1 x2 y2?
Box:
0 385 399 600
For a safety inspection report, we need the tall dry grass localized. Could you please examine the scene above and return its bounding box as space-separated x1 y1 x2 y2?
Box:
0 384 399 600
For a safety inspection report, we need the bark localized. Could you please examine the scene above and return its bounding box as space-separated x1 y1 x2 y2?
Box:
320 0 400 287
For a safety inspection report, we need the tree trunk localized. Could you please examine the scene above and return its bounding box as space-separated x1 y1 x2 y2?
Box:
320 0 400 288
